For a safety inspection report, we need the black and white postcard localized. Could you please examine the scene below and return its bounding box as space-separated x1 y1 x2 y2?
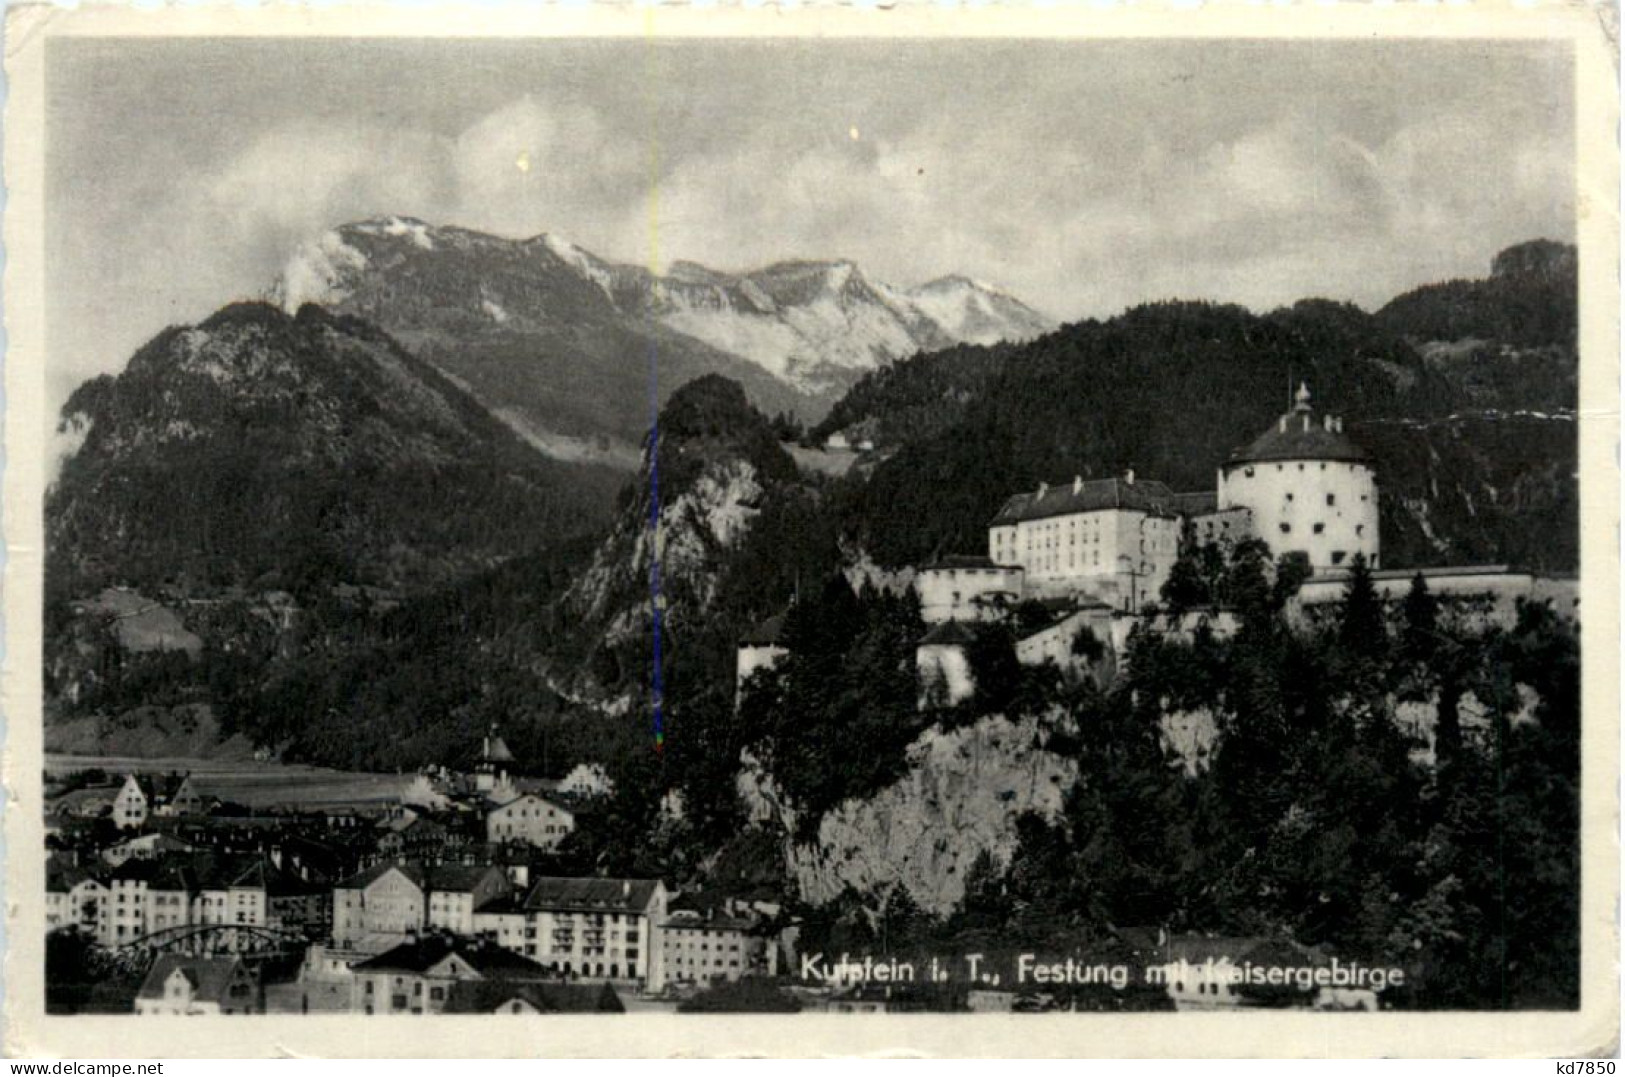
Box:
3 2 1618 1058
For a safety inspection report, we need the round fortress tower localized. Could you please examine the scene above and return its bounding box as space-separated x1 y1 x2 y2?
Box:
1216 383 1379 573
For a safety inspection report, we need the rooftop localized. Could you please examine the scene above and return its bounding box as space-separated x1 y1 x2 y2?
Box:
334 860 504 894
990 476 1183 527
523 876 662 914
352 934 551 978
919 555 1022 572
441 980 624 1014
1226 384 1371 467
918 621 978 647
136 954 250 1003
739 614 787 647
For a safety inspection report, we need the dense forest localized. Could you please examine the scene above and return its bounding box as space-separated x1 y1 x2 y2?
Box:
572 547 1580 1010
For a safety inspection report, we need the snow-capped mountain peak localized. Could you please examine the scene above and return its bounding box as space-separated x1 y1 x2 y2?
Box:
905 275 1053 347
267 218 1056 430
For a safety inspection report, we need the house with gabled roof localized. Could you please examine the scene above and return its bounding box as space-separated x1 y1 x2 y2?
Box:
332 862 431 950
332 860 513 950
134 954 260 1015
112 773 206 830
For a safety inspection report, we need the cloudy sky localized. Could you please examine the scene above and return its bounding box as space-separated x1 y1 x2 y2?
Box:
47 37 1574 411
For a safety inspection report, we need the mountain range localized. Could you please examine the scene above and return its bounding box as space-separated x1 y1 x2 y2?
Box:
267 217 1052 468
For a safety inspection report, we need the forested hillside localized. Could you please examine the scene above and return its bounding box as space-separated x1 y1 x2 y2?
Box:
822 244 1578 573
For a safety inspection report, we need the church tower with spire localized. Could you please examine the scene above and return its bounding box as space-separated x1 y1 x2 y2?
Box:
1216 383 1379 573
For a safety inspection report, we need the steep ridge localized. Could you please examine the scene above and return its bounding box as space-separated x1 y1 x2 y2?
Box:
44 302 624 763
48 302 620 599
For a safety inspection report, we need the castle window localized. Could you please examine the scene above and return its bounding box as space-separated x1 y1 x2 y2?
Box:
1279 523 1291 534
1356 525 1364 536
1285 493 1294 502
1313 523 1325 534
1332 551 1346 565
1326 493 1336 506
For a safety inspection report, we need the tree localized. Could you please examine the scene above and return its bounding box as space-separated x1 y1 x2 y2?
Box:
1338 553 1386 660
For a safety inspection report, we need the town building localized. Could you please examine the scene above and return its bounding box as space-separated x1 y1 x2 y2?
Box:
332 863 429 950
424 865 510 936
556 762 615 800
332 861 510 951
92 854 291 947
374 815 471 863
735 615 789 698
915 621 978 707
112 773 206 830
349 934 553 1016
517 877 669 990
103 832 196 868
1215 384 1378 572
486 792 575 851
914 556 1025 624
134 954 260 1015
112 775 152 830
988 473 1190 613
660 895 778 986
45 863 105 934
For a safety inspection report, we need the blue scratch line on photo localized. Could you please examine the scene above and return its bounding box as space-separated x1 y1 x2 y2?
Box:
648 336 664 754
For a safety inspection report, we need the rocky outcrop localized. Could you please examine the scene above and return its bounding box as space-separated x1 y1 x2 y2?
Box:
743 713 1078 915
567 456 766 646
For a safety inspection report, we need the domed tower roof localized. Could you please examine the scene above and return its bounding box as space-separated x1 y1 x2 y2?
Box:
1225 383 1371 468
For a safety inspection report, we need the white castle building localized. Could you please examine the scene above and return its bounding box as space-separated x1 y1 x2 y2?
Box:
740 384 1576 714
921 384 1368 622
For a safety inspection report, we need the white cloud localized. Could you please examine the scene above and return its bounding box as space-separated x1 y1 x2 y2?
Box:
451 95 647 245
205 119 451 253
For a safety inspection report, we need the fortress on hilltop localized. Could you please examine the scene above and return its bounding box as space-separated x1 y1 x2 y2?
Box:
738 384 1578 713
921 383 1380 623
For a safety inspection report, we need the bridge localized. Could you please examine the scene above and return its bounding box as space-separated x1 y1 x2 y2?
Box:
107 923 308 975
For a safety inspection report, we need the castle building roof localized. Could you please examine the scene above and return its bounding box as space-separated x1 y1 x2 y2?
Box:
919 555 1022 572
989 477 1182 527
739 614 787 647
1225 384 1371 467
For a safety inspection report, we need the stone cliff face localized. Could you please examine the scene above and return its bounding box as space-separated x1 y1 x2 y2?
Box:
742 713 1079 915
548 375 803 705
566 456 766 647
